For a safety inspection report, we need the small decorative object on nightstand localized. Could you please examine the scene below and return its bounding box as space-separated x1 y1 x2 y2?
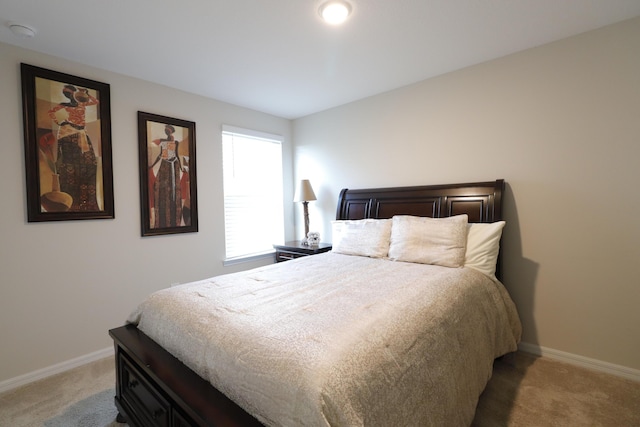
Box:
306 231 320 246
273 241 332 262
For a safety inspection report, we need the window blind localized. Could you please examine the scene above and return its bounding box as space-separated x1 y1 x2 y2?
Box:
222 126 284 260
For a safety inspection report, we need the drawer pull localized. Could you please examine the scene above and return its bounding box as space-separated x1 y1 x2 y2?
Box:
127 379 139 389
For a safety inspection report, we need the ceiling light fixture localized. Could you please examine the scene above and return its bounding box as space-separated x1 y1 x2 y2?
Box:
8 22 37 38
319 1 352 25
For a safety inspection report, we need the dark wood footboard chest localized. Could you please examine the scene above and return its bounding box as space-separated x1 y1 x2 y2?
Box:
109 325 263 427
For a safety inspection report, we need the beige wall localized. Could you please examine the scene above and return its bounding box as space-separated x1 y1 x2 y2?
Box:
0 43 293 383
293 17 640 371
1 16 638 386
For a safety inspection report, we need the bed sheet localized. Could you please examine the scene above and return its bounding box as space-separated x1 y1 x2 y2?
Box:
128 252 521 426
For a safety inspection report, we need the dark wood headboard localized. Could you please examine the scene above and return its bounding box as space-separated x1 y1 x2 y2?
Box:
336 179 504 223
335 179 506 279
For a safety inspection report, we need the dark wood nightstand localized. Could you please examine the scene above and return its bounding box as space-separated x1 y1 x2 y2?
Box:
273 241 332 262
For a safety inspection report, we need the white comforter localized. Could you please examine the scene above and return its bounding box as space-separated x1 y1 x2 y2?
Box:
128 252 521 426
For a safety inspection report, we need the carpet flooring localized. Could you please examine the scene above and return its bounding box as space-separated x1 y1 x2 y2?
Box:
0 357 120 427
0 351 638 426
472 352 640 426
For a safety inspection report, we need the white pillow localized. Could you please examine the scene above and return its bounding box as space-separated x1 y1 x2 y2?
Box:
388 215 468 267
332 218 392 258
464 221 506 279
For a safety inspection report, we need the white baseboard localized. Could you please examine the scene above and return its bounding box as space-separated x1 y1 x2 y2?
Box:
0 347 114 394
518 342 640 382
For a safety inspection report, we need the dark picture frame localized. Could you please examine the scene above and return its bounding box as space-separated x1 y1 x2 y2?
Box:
138 111 198 236
21 63 114 222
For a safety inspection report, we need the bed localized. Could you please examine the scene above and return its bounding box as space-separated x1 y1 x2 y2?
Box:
109 179 521 426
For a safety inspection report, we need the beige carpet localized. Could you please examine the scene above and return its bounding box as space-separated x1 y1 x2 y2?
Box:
473 352 640 426
1 351 638 426
0 357 119 427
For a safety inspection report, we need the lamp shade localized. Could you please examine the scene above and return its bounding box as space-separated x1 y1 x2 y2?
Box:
293 179 317 202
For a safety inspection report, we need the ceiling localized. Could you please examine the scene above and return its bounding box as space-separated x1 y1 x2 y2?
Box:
2 0 639 119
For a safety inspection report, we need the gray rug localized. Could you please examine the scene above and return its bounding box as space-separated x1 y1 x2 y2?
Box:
44 388 125 427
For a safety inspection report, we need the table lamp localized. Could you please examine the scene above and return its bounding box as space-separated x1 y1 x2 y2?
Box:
293 179 317 244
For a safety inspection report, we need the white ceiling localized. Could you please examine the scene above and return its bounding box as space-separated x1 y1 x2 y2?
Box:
2 0 639 119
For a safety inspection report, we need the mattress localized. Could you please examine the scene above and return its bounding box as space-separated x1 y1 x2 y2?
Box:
128 252 521 426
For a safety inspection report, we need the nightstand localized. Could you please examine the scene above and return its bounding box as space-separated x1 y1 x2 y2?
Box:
273 241 332 262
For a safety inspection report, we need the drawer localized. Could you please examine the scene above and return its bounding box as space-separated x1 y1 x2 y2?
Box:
118 353 170 427
275 250 307 262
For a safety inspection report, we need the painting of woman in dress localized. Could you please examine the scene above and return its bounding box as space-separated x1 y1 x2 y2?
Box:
148 124 184 228
139 112 197 236
21 63 114 222
47 84 100 211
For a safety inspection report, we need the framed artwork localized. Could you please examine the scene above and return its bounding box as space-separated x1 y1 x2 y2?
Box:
21 63 114 222
138 111 198 236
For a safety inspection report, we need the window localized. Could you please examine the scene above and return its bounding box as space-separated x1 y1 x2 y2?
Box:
222 125 284 262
